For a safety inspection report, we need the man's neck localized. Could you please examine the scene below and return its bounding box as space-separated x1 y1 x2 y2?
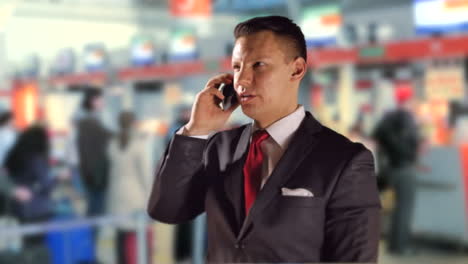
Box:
255 104 300 129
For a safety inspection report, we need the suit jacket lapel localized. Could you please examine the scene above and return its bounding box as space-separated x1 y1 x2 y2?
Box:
237 112 322 241
224 124 252 234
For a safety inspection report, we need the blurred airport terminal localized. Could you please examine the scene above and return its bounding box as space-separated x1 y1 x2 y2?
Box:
1 0 468 263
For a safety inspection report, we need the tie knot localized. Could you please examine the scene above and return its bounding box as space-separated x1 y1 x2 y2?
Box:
252 129 269 145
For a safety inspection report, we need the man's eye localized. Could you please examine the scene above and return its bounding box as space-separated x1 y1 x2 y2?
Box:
232 65 240 71
253 62 265 67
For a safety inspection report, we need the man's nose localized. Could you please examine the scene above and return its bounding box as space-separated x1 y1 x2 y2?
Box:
235 68 252 92
236 85 246 94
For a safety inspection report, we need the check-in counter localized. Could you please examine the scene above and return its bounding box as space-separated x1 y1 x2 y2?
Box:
412 146 468 246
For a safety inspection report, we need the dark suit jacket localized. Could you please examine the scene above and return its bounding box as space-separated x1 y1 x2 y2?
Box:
148 112 381 263
76 115 111 191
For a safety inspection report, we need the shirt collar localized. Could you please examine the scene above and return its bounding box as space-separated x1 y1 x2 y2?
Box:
252 105 305 150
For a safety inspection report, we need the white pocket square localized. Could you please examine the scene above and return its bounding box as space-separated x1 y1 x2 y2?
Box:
281 187 314 197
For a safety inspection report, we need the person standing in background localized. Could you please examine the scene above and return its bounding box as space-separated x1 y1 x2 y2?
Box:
4 124 71 263
0 111 32 217
107 111 152 264
76 87 112 217
3 125 54 264
372 87 421 255
4 125 54 223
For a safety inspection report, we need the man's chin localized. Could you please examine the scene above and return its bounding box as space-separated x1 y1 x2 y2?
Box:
241 105 262 120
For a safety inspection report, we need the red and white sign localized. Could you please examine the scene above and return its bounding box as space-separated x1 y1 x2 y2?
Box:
425 64 465 101
170 0 211 17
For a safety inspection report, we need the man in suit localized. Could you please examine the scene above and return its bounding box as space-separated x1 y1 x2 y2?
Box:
148 16 381 263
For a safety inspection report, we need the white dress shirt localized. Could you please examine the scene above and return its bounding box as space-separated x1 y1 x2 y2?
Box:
177 105 306 189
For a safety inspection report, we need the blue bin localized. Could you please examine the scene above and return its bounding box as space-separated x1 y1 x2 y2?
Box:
46 222 95 264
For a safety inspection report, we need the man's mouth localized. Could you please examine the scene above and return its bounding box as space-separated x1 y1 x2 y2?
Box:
240 94 256 102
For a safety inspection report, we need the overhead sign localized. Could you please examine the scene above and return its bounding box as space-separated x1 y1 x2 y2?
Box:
51 48 75 76
170 0 211 17
300 4 342 47
359 46 386 59
83 43 107 72
425 62 465 100
168 29 198 62
131 35 156 66
414 0 468 34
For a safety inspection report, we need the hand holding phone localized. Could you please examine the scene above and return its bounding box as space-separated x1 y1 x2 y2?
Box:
218 83 238 111
184 73 238 136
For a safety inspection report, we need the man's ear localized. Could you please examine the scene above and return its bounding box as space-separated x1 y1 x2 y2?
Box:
291 57 307 81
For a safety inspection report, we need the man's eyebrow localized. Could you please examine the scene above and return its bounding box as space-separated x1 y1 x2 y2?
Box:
251 57 272 61
232 57 272 62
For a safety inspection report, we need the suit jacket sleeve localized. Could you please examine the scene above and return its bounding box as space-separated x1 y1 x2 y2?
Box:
147 133 216 224
321 146 381 263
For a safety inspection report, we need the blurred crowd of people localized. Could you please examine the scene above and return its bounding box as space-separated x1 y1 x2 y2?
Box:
0 87 153 263
1 81 467 262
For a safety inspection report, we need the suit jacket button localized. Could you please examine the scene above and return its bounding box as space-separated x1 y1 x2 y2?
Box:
235 243 239 249
240 244 245 249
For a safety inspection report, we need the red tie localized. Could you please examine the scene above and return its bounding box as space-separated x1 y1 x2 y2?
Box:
243 130 270 215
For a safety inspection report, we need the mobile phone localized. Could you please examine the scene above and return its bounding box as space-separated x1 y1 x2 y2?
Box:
219 83 238 111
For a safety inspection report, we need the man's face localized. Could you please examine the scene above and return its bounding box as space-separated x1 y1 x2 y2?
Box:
232 31 299 127
93 96 104 111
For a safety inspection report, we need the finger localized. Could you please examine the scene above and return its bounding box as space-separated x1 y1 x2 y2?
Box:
213 72 233 81
207 86 225 100
206 74 233 89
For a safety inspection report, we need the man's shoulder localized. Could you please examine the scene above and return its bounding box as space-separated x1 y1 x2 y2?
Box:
316 124 369 156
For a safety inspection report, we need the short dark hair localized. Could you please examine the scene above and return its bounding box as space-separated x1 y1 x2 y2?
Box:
233 15 307 62
5 125 49 174
81 86 102 111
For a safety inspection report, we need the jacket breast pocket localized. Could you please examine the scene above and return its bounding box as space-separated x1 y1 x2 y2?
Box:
278 196 325 208
260 195 326 248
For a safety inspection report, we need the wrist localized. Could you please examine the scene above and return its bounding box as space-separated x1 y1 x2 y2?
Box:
184 123 213 136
